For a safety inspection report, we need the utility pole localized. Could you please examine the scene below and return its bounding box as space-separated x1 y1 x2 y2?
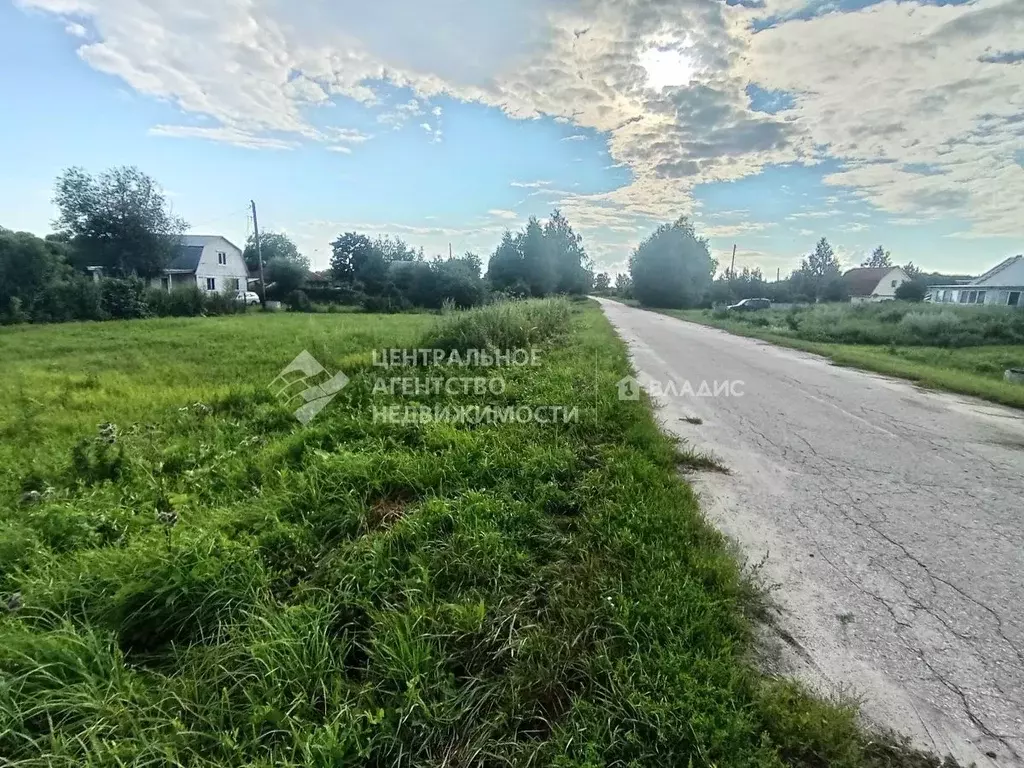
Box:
777 267 780 282
449 242 453 260
251 200 266 307
730 244 737 277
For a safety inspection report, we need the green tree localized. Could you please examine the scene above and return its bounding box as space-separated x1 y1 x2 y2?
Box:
614 273 632 298
520 217 556 297
544 209 591 294
330 232 376 285
0 229 68 320
629 217 716 308
593 273 611 293
53 166 186 278
244 232 309 272
895 279 927 301
486 231 527 294
375 235 421 263
861 245 892 268
799 238 842 299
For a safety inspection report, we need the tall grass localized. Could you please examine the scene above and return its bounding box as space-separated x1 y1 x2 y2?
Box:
420 297 572 353
707 301 1024 348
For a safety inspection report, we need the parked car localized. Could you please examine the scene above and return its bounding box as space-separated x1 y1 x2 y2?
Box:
727 298 771 311
235 291 261 306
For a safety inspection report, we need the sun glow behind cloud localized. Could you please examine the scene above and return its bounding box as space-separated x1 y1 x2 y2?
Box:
638 39 698 90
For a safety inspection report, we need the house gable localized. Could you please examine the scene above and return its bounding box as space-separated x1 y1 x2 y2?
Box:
970 255 1024 288
193 237 248 292
843 266 908 297
872 267 909 297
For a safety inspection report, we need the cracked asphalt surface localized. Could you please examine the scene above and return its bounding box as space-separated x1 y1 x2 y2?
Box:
597 299 1024 766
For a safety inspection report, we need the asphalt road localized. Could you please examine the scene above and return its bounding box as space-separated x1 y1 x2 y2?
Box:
596 299 1024 767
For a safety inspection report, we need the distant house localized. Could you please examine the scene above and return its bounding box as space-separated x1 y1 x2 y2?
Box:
152 235 249 295
842 266 910 303
927 255 1024 308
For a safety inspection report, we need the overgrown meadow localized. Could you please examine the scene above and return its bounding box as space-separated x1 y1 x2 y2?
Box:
0 301 949 766
671 302 1024 409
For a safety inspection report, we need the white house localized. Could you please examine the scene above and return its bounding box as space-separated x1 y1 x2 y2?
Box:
151 235 249 295
927 255 1024 308
842 266 910 303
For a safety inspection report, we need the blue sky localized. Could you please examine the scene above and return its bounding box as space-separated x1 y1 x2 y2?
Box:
3 0 1022 275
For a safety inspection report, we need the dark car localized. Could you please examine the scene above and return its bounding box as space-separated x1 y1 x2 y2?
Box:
727 298 771 311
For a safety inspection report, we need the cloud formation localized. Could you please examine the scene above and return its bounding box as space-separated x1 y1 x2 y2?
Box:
17 0 1024 263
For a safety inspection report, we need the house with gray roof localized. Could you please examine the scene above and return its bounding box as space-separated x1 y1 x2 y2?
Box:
927 255 1024 308
152 235 250 295
842 266 910 303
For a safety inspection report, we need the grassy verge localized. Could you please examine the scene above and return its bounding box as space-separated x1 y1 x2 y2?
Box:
664 308 1024 409
0 301 951 766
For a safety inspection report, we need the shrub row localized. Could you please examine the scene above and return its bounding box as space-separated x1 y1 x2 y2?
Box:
1 278 245 325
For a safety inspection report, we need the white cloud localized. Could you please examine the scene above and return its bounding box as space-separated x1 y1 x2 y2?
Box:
65 21 87 37
324 127 371 143
561 134 587 141
326 145 352 153
699 220 776 238
743 0 1024 237
510 180 552 188
148 125 296 150
488 209 519 220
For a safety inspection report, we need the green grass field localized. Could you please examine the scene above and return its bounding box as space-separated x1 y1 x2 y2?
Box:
667 308 1024 409
0 302 953 766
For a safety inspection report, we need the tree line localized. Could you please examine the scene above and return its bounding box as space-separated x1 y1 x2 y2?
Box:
1 165 602 325
590 225 934 308
3 163 943 326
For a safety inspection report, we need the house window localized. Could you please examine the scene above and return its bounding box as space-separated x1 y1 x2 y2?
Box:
975 291 986 304
958 291 968 303
206 277 216 291
891 280 898 288
217 251 227 265
226 278 239 291
1009 291 1021 307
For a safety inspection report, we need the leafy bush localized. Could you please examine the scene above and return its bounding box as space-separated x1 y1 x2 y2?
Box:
203 291 241 316
159 285 206 317
100 278 150 320
2 297 30 325
31 277 104 323
303 284 365 305
894 279 928 302
286 289 313 312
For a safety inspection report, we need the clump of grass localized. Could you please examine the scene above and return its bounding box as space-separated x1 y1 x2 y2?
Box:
419 297 572 353
676 444 730 473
